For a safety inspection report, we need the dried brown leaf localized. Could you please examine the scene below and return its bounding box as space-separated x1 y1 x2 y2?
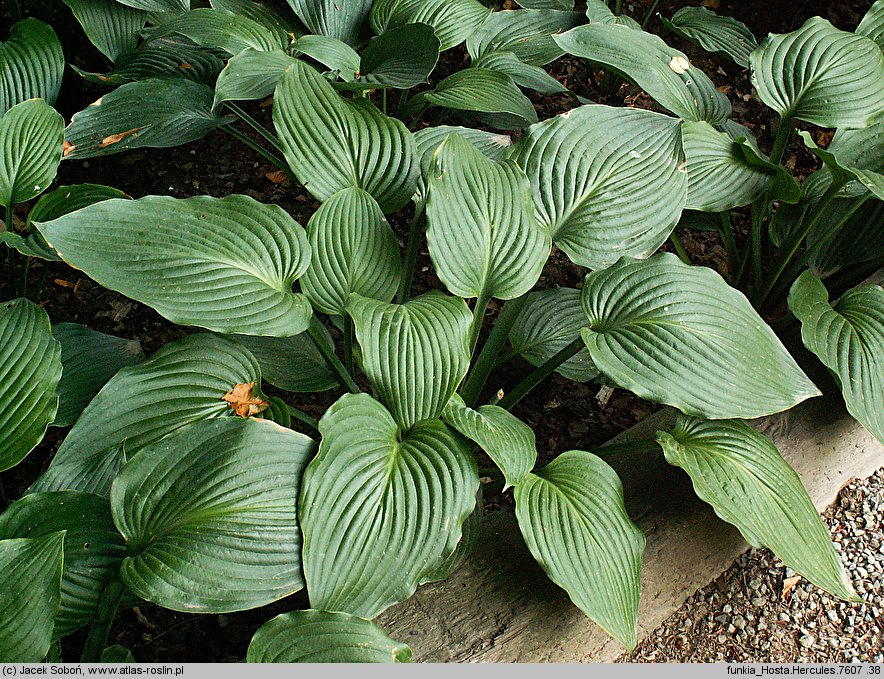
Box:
222 381 270 418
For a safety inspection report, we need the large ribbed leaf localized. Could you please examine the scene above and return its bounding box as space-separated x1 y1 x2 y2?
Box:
657 416 857 599
857 0 884 50
0 99 64 209
555 24 731 124
0 19 64 115
62 0 146 61
442 394 536 489
584 0 640 29
302 187 401 315
514 451 644 649
466 9 583 66
661 6 756 67
112 417 313 613
116 0 189 10
580 253 820 419
226 319 337 393
808 199 884 279
0 532 64 662
153 8 290 53
63 79 229 159
426 134 549 301
211 0 299 33
286 0 371 46
213 49 296 107
472 51 566 94
0 299 61 473
511 105 685 269
370 0 491 51
683 121 799 212
788 272 883 444
30 333 260 497
52 323 145 428
799 127 884 202
37 194 311 337
300 393 479 618
273 60 418 213
346 293 472 430
291 35 360 80
360 23 439 88
508 287 598 382
248 611 412 663
0 492 126 639
749 17 884 129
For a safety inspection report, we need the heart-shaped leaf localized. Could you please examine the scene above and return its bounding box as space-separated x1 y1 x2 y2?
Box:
657 416 857 599
213 49 297 107
426 133 550 301
511 104 686 269
857 0 884 50
347 292 472 430
112 417 313 613
799 126 884 202
0 299 61 473
63 79 230 159
52 324 145 428
0 492 127 639
555 24 732 124
359 23 440 88
37 194 312 337
749 17 884 129
30 333 261 497
300 393 479 618
286 0 371 46
152 8 290 53
302 187 401 316
788 272 883 444
273 60 418 213
62 0 146 62
661 6 756 67
248 611 412 663
466 9 584 66
508 287 598 382
443 394 536 489
580 253 820 419
0 532 65 662
472 51 566 94
0 18 65 114
291 35 360 80
514 450 644 649
370 0 491 51
0 99 64 209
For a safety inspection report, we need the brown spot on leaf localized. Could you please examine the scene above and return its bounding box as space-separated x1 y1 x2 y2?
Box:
223 381 270 418
62 141 77 157
179 62 192 69
99 127 143 148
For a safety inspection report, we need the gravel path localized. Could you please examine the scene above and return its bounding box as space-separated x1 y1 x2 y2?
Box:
625 469 884 663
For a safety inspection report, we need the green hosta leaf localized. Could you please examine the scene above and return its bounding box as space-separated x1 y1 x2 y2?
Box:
799 127 884 202
52 324 145 428
101 646 135 663
788 272 884 444
292 36 360 80
211 0 300 35
511 104 686 269
555 24 731 124
857 0 884 50
301 393 479 618
302 187 401 315
273 60 418 212
520 0 574 8
112 417 313 613
214 49 297 107
584 0 640 29
153 8 290 53
30 333 260 497
426 134 549 301
657 416 857 600
0 18 65 114
514 451 644 649
443 394 536 489
0 99 64 209
0 299 61 473
63 79 230 159
62 0 146 62
0 532 64 662
347 293 472 430
508 288 598 382
37 194 311 337
370 0 491 51
248 611 412 663
116 0 189 11
286 0 371 46
360 23 440 88
466 9 583 66
749 17 884 129
0 492 127 639
682 121 799 212
226 319 337 393
580 253 820 419
421 487 482 584
408 68 537 130
808 199 884 280
661 6 756 68
472 51 566 94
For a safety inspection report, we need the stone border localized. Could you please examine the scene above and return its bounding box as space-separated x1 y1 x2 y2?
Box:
376 395 883 662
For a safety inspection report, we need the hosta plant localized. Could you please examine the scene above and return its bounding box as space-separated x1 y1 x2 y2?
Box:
1 0 882 663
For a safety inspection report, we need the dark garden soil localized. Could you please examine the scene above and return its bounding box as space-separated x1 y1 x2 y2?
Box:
0 0 875 662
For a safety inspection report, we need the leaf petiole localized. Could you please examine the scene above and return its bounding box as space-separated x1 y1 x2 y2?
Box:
497 337 584 411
